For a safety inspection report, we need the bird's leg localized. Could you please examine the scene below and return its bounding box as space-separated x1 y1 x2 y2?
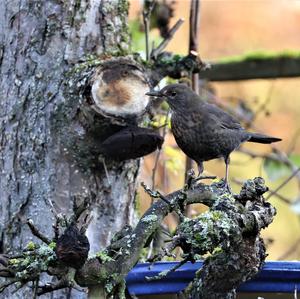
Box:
99 156 111 186
197 162 204 177
224 156 232 193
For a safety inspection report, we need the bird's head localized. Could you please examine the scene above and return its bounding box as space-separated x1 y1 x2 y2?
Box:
146 84 195 111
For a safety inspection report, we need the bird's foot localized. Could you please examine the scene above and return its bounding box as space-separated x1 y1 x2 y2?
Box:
187 169 216 181
195 175 217 181
223 181 233 194
186 169 216 188
186 169 197 180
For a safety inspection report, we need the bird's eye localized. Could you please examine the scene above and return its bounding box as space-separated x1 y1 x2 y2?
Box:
121 70 129 77
171 91 177 97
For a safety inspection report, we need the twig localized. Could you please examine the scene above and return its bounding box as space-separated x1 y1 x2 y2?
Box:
0 254 9 266
151 111 170 193
148 111 170 259
27 219 51 245
146 256 189 281
151 18 185 59
0 258 14 277
143 1 155 61
99 156 111 185
141 182 172 206
266 167 300 200
43 197 59 217
80 214 93 233
37 279 71 296
189 0 201 53
11 281 28 294
287 127 300 155
147 241 177 264
245 79 276 129
185 0 201 213
33 278 39 299
53 216 60 241
0 278 19 292
232 178 292 204
71 196 90 223
238 147 300 182
66 287 72 299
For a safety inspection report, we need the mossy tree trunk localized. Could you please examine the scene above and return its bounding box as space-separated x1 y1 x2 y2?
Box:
0 0 136 298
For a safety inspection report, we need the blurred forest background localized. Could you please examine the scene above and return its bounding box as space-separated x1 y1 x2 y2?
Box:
129 0 300 261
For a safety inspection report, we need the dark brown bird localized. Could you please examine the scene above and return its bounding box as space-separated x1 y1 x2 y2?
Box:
99 126 164 161
146 84 281 190
55 224 90 269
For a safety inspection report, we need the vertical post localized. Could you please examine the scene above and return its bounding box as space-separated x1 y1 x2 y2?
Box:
185 0 201 184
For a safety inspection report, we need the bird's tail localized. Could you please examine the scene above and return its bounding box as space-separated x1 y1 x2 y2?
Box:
247 132 282 144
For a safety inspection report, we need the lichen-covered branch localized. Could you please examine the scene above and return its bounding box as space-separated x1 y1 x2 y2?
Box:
148 51 208 86
198 52 300 81
74 179 215 298
181 178 276 299
0 177 275 299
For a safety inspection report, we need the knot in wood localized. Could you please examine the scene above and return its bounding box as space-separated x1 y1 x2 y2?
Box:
237 177 268 204
91 57 150 118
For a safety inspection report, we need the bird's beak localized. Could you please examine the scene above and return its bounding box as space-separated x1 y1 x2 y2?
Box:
146 90 163 97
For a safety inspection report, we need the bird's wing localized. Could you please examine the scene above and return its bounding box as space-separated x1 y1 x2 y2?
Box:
204 103 243 130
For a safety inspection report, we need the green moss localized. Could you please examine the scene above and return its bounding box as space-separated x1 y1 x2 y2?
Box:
178 209 238 255
8 242 57 283
104 274 126 298
20 257 31 267
96 250 115 263
117 0 131 55
118 0 129 13
218 50 300 64
49 242 56 250
173 54 182 62
26 241 36 250
212 246 223 255
159 54 184 65
9 258 20 265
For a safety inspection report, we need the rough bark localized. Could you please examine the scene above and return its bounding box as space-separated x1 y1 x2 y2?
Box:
0 0 136 298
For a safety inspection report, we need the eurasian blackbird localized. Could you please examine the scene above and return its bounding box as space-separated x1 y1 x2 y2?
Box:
146 84 281 190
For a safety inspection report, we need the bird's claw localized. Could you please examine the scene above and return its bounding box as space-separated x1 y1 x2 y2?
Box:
224 181 233 194
186 169 216 188
195 175 217 181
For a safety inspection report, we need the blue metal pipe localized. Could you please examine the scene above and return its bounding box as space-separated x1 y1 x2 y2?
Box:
126 261 300 295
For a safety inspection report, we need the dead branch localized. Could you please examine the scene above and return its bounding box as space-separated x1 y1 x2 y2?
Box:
151 18 185 60
143 0 155 61
198 56 300 81
0 178 275 299
149 51 208 86
27 219 51 245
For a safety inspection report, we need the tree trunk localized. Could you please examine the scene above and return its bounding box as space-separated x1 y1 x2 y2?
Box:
0 0 135 298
